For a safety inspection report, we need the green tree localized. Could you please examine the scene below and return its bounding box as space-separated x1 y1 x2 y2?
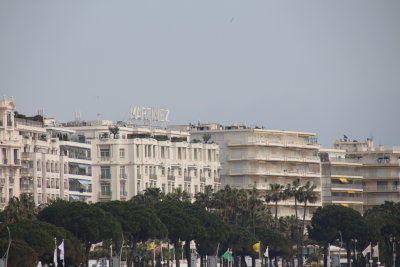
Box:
1 194 37 223
38 200 122 261
194 185 214 210
165 187 191 202
308 205 368 267
0 220 85 266
297 181 317 266
96 201 167 267
155 199 202 267
364 201 400 266
265 184 286 227
131 187 165 207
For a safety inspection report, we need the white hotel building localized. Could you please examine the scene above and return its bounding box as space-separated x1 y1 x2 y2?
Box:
65 121 221 202
171 123 322 219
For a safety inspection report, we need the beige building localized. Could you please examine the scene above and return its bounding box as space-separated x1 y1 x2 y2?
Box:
334 138 400 209
171 123 322 219
0 97 68 207
319 148 364 213
65 121 221 202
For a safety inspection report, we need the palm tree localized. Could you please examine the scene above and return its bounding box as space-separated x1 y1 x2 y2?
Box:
297 181 317 267
285 179 301 221
265 184 286 228
2 194 37 223
194 185 214 210
165 187 191 202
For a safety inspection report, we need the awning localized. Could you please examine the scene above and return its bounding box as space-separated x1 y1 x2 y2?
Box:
69 162 90 168
69 195 89 200
339 177 349 183
340 203 349 207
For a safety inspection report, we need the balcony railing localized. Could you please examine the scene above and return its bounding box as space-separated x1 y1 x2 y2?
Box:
120 173 127 179
99 175 111 179
70 171 91 176
364 185 400 192
98 192 112 198
150 174 157 180
20 168 34 175
330 183 363 190
331 196 363 202
167 175 175 181
200 176 206 182
100 156 110 161
184 176 191 182
120 192 128 196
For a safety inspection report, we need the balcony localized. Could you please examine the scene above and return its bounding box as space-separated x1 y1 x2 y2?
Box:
120 192 128 197
21 184 34 192
167 175 175 181
137 174 142 180
98 192 112 198
214 177 220 183
364 185 400 192
150 174 157 180
20 168 34 175
200 176 206 182
0 197 6 203
330 183 363 191
184 176 191 182
99 175 111 180
100 156 110 162
14 159 21 165
69 171 92 177
120 173 127 179
331 196 363 203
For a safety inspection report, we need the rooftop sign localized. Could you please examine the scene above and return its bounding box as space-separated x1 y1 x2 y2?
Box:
129 106 170 124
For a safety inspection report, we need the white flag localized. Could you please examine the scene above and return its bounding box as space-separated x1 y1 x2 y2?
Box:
263 247 268 257
54 244 58 267
58 240 65 261
372 244 379 257
362 243 371 257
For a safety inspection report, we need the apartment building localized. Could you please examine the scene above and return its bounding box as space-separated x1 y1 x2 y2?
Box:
0 97 68 207
334 138 400 209
171 123 322 219
47 127 93 202
65 121 221 202
319 148 364 214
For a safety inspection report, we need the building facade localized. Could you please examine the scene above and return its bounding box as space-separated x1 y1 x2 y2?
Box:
334 138 400 209
319 148 364 213
65 121 221 202
172 123 322 219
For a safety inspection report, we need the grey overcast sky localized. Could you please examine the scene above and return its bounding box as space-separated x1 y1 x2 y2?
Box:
1 1 399 147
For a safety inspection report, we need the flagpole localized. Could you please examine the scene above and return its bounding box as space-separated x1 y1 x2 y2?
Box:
153 241 156 267
54 237 58 267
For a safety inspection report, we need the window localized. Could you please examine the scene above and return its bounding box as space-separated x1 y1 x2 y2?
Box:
120 166 126 178
101 166 111 179
100 148 110 160
162 183 166 193
136 145 140 157
119 148 125 159
101 184 111 196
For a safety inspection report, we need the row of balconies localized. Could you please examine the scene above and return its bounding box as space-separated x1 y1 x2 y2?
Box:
229 169 320 177
228 140 319 149
228 154 320 163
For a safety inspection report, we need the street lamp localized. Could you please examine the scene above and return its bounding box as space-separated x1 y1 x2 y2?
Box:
1 226 11 267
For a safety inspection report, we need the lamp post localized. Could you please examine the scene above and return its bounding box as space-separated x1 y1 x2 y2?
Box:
4 226 11 267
